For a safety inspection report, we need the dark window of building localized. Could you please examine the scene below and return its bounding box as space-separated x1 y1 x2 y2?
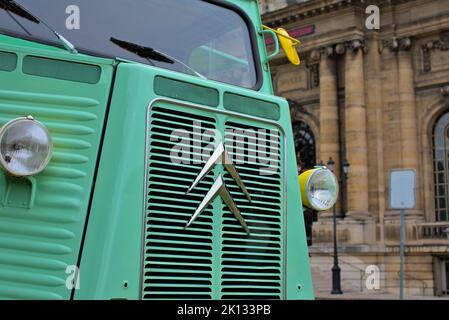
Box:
293 120 317 246
293 121 316 172
433 112 449 221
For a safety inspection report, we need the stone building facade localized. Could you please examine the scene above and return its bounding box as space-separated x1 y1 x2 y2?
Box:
262 0 449 297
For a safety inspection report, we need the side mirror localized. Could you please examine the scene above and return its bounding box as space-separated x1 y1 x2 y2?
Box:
262 25 301 65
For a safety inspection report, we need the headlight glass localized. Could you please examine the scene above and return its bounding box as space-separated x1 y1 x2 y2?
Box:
0 117 52 176
300 168 339 211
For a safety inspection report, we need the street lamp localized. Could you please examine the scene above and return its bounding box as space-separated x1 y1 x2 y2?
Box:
343 159 350 177
325 157 350 295
327 157 335 172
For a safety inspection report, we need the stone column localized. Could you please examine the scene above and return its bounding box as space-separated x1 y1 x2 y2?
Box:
365 36 386 244
344 40 370 218
397 38 422 212
319 47 340 176
318 47 341 217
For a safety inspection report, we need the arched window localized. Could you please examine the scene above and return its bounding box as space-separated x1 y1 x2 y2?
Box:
433 112 449 221
293 121 316 172
292 120 317 246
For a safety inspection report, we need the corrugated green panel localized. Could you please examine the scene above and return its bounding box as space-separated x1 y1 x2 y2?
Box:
223 92 280 121
0 51 17 72
23 56 101 84
0 44 113 299
154 76 219 107
0 88 107 299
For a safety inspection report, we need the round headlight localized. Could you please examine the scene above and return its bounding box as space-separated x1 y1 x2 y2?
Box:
0 116 52 177
299 167 339 211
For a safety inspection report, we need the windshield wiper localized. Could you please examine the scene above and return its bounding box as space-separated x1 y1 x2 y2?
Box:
0 0 77 54
110 37 207 80
0 0 37 22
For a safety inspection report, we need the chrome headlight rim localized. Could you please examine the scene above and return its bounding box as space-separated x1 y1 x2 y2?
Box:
0 116 53 177
305 167 339 211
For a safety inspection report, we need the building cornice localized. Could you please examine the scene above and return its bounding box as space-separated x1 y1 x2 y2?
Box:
262 0 417 28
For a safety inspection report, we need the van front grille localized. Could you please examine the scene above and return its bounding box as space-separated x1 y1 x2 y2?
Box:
143 103 284 299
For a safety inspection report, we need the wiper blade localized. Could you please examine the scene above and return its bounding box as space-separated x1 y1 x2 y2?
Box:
0 0 77 54
110 37 174 64
110 37 207 80
0 0 38 23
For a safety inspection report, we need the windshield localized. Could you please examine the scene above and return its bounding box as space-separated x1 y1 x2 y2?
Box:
0 0 259 89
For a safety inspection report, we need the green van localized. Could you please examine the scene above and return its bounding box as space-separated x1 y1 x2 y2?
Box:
0 0 338 300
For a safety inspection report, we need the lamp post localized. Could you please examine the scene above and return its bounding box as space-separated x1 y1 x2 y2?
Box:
325 157 350 295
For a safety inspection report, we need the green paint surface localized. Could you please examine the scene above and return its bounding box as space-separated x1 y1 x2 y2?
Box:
154 76 219 107
23 56 101 84
224 92 280 120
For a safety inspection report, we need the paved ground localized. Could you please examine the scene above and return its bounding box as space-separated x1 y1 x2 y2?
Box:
315 291 449 300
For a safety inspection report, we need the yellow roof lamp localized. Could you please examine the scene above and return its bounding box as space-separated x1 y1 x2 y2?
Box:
299 167 339 211
262 25 301 66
